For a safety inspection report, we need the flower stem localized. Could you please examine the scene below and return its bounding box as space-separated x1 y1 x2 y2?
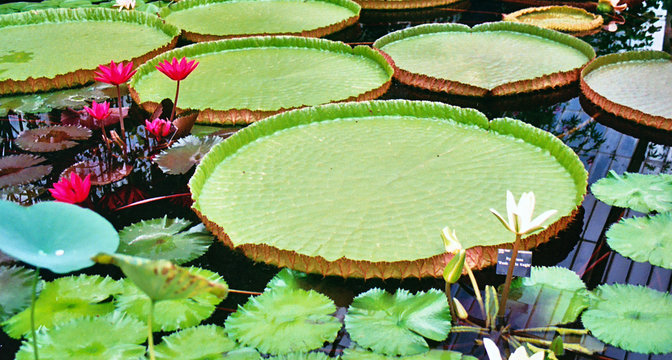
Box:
99 123 112 154
445 283 458 323
170 80 180 124
498 233 521 318
116 85 127 155
30 267 39 360
465 265 485 319
147 300 156 360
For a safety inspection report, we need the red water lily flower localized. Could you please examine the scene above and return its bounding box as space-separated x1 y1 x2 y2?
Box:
145 118 172 140
48 172 91 204
156 57 199 81
84 101 111 121
94 60 136 85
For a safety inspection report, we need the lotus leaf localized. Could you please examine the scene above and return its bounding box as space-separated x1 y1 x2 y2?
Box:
591 170 672 213
154 135 224 175
2 275 121 338
582 284 672 354
0 266 41 322
503 6 603 33
374 22 595 96
606 213 672 269
190 100 587 278
159 0 361 41
15 125 91 152
345 288 451 356
0 200 119 274
117 216 214 264
341 347 479 359
155 324 239 359
225 288 341 355
14 312 146 360
0 154 51 188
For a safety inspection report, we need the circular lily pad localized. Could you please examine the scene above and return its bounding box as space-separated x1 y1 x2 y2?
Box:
15 125 91 152
61 159 132 186
129 36 393 125
0 8 179 95
591 170 672 213
354 0 463 10
154 325 238 360
190 100 587 278
159 0 361 42
582 284 672 354
373 22 595 96
606 213 672 270
581 51 672 132
503 6 603 33
154 135 225 175
0 154 51 188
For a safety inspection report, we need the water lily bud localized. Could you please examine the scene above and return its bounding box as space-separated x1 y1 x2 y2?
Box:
443 249 465 284
441 226 462 253
453 297 469 320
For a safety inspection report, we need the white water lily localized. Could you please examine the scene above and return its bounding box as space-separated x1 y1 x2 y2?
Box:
483 338 545 360
490 191 557 236
114 0 136 10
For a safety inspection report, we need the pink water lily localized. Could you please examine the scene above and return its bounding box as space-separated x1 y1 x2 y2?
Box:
156 57 199 81
145 118 172 140
84 101 111 121
94 60 136 85
49 172 91 204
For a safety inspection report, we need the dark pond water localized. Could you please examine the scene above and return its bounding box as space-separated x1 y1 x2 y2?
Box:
1 1 671 359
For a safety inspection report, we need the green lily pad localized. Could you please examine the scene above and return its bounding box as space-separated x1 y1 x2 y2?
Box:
2 274 121 338
268 353 332 360
190 100 587 278
159 0 360 41
591 170 672 213
155 324 240 360
225 288 341 355
345 288 451 356
15 125 91 152
374 22 595 96
154 135 225 175
341 347 479 360
582 284 672 354
0 154 51 188
117 216 214 264
0 266 41 322
509 266 591 326
0 200 119 274
503 6 603 33
14 312 146 360
354 0 463 10
581 51 672 131
0 8 179 94
265 268 312 292
129 36 393 124
606 212 672 269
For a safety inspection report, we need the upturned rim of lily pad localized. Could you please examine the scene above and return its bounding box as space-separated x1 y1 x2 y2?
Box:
0 200 119 273
355 0 463 10
158 0 361 42
503 6 604 33
0 8 180 95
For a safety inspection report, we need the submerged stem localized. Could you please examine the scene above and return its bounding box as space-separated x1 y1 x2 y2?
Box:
498 233 521 318
116 85 127 156
147 300 156 360
30 268 39 360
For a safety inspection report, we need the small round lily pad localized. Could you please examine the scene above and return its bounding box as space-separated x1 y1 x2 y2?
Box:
60 159 132 185
154 135 224 175
0 265 41 322
503 6 603 33
606 213 672 270
155 325 238 360
591 170 672 213
15 125 91 152
0 154 51 188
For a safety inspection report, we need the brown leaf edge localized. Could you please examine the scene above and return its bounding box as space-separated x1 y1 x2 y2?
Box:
354 0 463 10
502 6 604 33
580 50 672 132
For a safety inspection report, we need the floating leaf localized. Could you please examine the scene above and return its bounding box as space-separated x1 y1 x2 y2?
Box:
14 312 146 360
345 288 451 356
582 284 672 354
117 216 213 264
265 268 312 292
2 275 121 338
503 6 603 33
0 266 41 322
591 171 672 213
14 125 91 152
267 353 332 360
341 347 479 359
0 154 51 188
606 212 672 269
61 159 132 186
0 82 116 117
225 288 341 355
155 324 240 359
154 135 224 175
0 200 119 274
509 266 591 325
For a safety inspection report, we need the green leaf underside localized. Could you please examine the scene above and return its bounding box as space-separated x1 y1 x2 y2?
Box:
0 9 177 82
225 288 341 355
509 266 590 326
162 0 359 36
342 348 478 360
606 213 672 269
375 23 592 90
131 37 392 112
0 266 40 322
508 6 600 28
155 324 237 359
117 216 213 264
2 275 121 338
155 135 225 175
14 312 146 360
115 267 226 332
591 171 672 213
582 284 672 354
192 101 586 263
0 201 119 274
345 288 451 356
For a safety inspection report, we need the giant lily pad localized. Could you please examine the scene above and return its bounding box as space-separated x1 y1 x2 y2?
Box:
582 284 672 354
159 0 361 41
374 22 595 96
503 6 603 33
15 125 91 152
129 36 393 125
0 8 179 94
0 154 51 188
0 200 119 274
606 213 672 270
190 100 587 278
591 170 672 213
354 0 463 10
581 51 672 131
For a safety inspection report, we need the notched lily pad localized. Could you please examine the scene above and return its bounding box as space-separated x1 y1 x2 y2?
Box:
341 347 479 359
154 135 224 175
591 170 672 213
0 154 51 188
503 6 603 33
606 212 672 269
61 159 132 185
155 324 238 360
15 125 91 152
0 265 41 322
